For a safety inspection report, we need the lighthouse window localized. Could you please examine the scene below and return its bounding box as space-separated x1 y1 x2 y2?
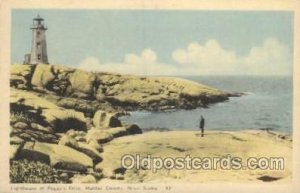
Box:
38 54 41 60
37 42 40 46
37 31 40 36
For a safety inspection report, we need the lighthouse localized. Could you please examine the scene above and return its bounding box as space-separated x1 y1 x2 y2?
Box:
24 15 49 65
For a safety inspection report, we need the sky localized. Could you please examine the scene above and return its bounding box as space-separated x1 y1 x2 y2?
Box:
11 10 293 76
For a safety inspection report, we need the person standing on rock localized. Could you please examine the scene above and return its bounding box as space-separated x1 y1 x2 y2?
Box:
200 115 205 137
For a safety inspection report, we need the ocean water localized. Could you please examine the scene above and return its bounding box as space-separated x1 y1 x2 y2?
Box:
120 76 293 134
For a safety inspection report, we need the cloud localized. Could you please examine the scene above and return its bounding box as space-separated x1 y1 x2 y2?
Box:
78 38 292 76
125 49 157 64
172 39 237 66
78 49 177 76
77 57 102 70
241 38 292 75
172 38 292 75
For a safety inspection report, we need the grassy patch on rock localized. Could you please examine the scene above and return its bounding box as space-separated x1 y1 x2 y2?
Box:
10 159 69 183
10 112 33 125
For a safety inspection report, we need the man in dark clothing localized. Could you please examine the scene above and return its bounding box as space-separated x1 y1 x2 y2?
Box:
200 116 205 137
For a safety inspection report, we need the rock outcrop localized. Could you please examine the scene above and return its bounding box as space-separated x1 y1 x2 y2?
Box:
10 136 25 160
10 86 143 182
9 63 236 183
93 110 122 129
11 64 230 112
10 64 35 89
19 141 93 172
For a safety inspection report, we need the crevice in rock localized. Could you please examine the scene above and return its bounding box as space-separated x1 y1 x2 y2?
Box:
52 117 87 133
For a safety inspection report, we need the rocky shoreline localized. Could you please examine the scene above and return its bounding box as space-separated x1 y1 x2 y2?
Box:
10 63 244 183
10 64 239 113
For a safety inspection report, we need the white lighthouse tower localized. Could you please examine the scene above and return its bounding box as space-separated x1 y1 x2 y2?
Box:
24 15 49 65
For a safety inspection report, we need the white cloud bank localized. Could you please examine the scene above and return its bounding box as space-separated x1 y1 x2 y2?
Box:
78 37 292 76
78 49 177 76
